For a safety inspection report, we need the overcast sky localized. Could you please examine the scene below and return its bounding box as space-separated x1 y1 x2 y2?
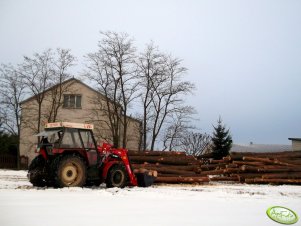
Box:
0 0 300 144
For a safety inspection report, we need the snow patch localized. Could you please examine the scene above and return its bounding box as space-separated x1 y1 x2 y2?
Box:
0 170 300 226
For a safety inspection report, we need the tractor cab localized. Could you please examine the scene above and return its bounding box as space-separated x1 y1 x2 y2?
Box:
35 122 100 166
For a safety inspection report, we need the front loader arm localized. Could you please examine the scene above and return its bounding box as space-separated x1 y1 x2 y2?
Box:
111 149 138 186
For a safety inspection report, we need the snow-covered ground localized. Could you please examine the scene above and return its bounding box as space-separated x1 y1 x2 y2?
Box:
0 170 300 226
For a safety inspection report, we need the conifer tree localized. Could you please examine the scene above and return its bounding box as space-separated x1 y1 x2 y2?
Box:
212 117 232 159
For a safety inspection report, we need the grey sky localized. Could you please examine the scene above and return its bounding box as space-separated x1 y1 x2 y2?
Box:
0 0 300 144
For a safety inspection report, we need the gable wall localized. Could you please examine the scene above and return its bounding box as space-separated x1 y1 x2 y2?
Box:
20 80 141 163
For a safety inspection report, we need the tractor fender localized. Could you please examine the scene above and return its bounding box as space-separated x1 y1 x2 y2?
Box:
102 160 120 181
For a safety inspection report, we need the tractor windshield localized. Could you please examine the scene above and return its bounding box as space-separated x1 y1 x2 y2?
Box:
35 129 62 145
60 128 82 148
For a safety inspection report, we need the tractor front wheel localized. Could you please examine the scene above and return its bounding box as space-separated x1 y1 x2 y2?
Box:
28 155 47 187
106 164 128 188
55 155 86 187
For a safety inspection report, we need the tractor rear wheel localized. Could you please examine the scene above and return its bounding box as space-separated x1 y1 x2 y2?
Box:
28 155 47 187
54 155 86 187
106 164 128 188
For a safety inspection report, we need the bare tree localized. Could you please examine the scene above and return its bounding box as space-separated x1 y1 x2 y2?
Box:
44 49 76 122
19 49 54 135
180 131 211 157
85 31 139 148
147 55 194 151
0 64 26 136
19 49 75 133
87 93 121 145
0 64 26 168
137 42 166 151
162 106 195 151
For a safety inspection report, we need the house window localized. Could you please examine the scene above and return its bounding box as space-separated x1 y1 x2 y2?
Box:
63 94 82 108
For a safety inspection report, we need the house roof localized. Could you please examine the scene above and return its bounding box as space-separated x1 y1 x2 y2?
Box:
19 77 141 123
20 78 107 105
230 143 292 153
288 138 301 142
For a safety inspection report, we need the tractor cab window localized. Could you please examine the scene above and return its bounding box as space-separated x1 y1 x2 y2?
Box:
36 129 62 147
48 131 62 145
79 130 96 149
61 128 82 148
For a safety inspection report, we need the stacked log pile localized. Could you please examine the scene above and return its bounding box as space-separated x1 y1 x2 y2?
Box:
199 151 301 185
129 150 301 185
128 150 209 184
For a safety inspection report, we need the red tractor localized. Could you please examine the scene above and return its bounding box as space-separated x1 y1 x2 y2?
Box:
28 122 155 188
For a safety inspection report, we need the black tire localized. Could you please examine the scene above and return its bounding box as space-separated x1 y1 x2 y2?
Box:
106 164 128 188
85 180 101 187
54 155 86 187
28 155 47 187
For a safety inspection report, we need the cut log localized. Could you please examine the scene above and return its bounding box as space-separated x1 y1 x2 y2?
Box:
226 164 238 168
258 168 301 173
223 168 243 174
157 173 206 177
199 169 224 176
200 163 226 170
210 159 228 164
261 165 297 169
262 172 301 179
252 178 301 185
232 161 265 166
210 176 239 181
240 165 261 172
154 168 200 175
231 173 263 178
244 178 256 184
275 159 301 165
155 176 209 184
131 163 200 172
242 156 294 166
128 150 186 157
129 155 198 165
231 173 263 182
223 156 231 161
197 153 214 159
133 168 158 177
131 164 202 176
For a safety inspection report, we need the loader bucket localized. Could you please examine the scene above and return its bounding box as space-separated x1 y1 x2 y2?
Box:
135 172 155 187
